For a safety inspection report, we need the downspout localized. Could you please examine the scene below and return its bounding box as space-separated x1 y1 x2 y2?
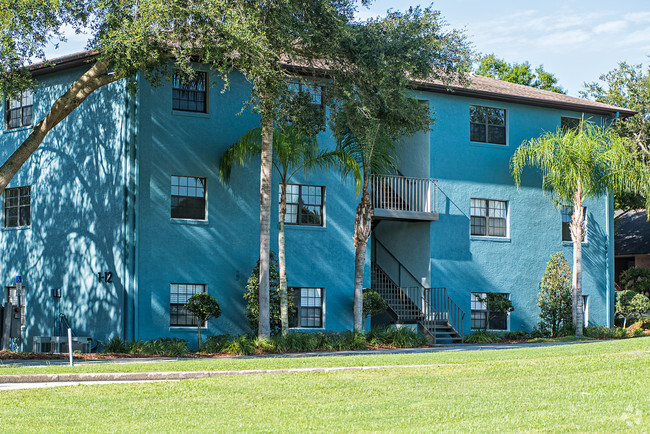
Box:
605 191 614 327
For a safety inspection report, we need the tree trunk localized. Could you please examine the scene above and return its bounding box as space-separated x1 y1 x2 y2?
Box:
279 181 289 335
353 171 372 333
197 324 202 351
258 120 273 340
0 61 119 195
571 184 585 337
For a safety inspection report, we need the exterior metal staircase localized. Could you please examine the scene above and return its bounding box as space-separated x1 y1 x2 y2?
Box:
371 240 465 344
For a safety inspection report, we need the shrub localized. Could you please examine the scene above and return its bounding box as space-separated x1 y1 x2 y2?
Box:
101 336 129 353
530 327 549 338
243 252 295 335
538 252 573 337
615 327 629 338
615 290 650 328
366 326 426 348
502 330 530 340
363 289 388 321
142 338 189 356
619 267 650 297
203 334 231 353
583 326 616 338
464 330 501 343
224 335 257 355
184 292 221 350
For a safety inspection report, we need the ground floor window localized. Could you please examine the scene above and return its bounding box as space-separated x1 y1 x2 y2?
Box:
289 287 324 328
170 283 206 326
470 292 510 330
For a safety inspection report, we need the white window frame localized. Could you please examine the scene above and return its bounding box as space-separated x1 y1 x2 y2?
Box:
170 283 207 327
561 205 587 243
5 90 33 129
172 71 208 113
171 175 207 221
289 287 325 329
281 184 325 227
470 198 508 238
3 185 31 228
469 104 507 145
470 292 511 331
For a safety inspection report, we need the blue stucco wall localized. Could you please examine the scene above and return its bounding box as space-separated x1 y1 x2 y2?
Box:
420 92 612 333
133 68 361 343
0 61 616 349
0 66 128 348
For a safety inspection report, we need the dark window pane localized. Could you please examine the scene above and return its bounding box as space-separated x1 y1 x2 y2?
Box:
471 216 486 235
487 126 506 145
470 123 486 142
561 117 580 133
489 312 508 330
172 72 207 113
469 106 486 123
487 108 505 126
171 176 206 220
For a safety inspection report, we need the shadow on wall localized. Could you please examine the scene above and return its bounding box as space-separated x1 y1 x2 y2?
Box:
0 79 127 344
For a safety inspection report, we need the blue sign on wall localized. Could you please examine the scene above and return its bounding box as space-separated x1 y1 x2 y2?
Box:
15 275 22 284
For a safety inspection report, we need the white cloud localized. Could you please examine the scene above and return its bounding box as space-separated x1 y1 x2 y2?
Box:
535 30 591 48
593 20 627 34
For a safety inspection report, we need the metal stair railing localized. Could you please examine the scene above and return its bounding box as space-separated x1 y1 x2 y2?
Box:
370 174 438 214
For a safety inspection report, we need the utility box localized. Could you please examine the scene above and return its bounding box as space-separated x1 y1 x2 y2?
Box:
9 304 21 338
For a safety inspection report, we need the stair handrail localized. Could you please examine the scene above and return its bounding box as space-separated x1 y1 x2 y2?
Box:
372 237 424 290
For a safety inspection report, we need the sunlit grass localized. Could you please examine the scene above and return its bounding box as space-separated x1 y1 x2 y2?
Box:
1 338 649 431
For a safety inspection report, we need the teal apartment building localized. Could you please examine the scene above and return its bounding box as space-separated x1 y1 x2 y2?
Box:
0 51 633 349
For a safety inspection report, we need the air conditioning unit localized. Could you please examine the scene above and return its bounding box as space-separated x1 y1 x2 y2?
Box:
32 336 92 353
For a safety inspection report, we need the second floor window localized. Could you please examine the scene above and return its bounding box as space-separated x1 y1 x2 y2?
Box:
171 176 206 220
470 199 507 237
3 186 31 228
470 105 506 145
282 184 324 226
561 205 587 242
6 90 33 129
172 72 207 113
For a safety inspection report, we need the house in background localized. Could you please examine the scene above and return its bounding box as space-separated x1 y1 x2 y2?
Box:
0 51 633 350
614 209 650 284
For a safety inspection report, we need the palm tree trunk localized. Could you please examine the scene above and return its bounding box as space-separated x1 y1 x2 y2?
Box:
0 61 119 195
571 185 585 337
353 171 372 332
279 182 289 335
258 120 273 340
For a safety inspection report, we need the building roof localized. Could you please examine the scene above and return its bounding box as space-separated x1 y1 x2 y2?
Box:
615 209 650 256
27 50 635 118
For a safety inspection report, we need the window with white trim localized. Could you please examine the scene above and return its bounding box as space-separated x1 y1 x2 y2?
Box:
171 176 206 220
561 117 581 133
470 199 507 237
282 184 324 226
3 186 31 228
5 90 33 129
290 287 324 328
170 283 206 326
471 292 510 331
172 72 207 113
470 105 506 145
561 206 587 242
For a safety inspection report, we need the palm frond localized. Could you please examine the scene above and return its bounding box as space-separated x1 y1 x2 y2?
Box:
219 127 263 183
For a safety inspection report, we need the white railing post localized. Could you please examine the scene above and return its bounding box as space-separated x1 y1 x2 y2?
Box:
370 174 438 215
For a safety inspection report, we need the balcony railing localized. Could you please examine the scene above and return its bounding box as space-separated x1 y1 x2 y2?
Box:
370 174 438 221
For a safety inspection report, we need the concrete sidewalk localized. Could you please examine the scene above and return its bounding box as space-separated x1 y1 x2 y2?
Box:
0 340 602 390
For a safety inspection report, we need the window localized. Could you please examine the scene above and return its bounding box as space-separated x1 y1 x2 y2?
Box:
290 287 323 328
561 117 581 133
5 286 26 326
470 105 506 145
5 90 33 129
282 184 324 226
561 206 587 242
170 283 206 326
171 176 206 220
172 72 207 113
471 292 510 330
3 186 31 228
288 80 324 110
470 199 507 237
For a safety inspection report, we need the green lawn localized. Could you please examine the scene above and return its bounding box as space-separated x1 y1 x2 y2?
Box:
2 338 649 431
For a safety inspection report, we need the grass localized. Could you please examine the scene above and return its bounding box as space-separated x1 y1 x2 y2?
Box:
1 338 649 431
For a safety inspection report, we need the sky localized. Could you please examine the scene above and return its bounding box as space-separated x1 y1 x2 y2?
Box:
48 0 650 97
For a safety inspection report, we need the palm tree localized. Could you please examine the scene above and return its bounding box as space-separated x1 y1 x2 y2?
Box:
511 122 650 336
220 124 359 335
